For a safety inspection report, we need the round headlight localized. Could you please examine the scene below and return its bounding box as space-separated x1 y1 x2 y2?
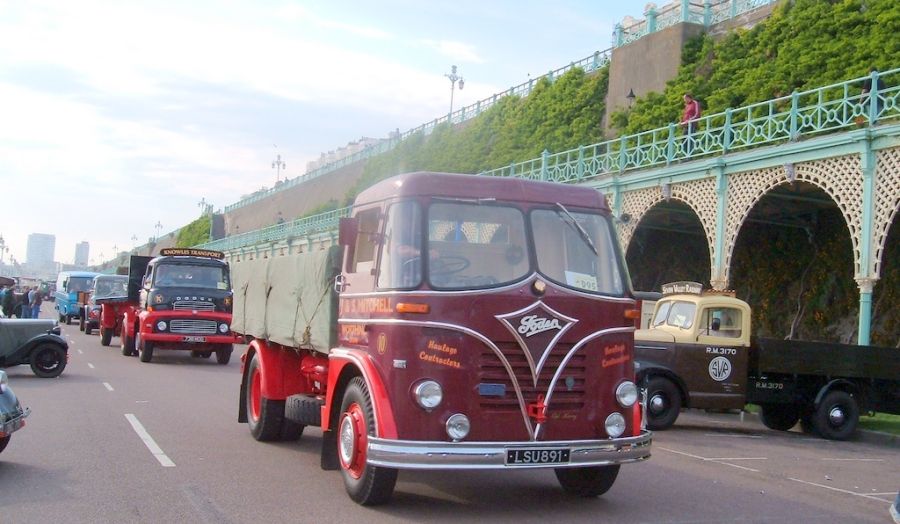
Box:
156 321 167 331
413 380 443 410
219 323 229 334
445 413 470 441
616 381 638 408
605 412 626 438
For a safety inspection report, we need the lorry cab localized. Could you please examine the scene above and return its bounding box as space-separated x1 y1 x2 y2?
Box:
54 271 100 324
634 282 752 430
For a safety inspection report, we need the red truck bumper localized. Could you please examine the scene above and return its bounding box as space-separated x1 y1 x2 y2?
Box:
139 310 240 349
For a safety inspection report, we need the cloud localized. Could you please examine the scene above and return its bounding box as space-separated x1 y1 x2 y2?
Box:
420 39 486 64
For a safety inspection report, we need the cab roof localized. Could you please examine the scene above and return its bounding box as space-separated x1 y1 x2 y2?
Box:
354 172 609 211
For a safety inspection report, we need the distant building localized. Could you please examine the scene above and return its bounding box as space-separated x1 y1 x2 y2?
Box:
26 233 55 268
305 137 382 172
74 241 90 266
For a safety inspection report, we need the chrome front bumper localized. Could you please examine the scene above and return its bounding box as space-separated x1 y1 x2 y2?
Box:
367 430 652 470
0 407 30 437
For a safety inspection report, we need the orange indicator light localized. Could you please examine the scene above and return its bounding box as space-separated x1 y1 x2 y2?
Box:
395 303 430 314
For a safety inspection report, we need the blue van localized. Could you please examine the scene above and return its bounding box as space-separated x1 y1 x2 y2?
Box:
54 271 100 324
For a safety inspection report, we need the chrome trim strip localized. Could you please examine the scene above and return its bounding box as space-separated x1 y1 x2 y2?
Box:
337 318 534 440
366 431 652 470
635 344 668 351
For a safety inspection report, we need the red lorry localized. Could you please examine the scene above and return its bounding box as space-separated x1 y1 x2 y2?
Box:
121 249 239 364
235 172 652 505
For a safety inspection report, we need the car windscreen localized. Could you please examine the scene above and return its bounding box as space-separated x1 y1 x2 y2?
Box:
531 208 624 296
67 277 93 293
93 277 128 299
153 264 229 289
653 300 696 329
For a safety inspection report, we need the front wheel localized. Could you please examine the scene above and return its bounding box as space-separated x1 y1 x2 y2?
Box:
555 465 620 497
645 376 682 430
216 345 233 365
759 403 800 431
812 390 859 440
30 344 67 378
100 328 113 346
338 376 397 505
137 333 154 363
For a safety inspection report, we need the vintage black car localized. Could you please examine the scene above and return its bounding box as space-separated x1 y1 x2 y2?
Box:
0 370 29 453
0 318 68 378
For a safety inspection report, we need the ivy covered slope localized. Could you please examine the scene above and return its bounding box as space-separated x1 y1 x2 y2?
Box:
613 0 900 133
176 215 211 247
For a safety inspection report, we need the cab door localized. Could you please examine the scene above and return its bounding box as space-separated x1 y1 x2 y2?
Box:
686 305 749 410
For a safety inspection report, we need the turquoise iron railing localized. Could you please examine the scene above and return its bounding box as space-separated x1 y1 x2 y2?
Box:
202 69 898 251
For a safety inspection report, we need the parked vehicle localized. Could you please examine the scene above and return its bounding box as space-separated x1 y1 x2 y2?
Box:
121 249 238 363
0 370 30 454
235 172 651 505
0 318 68 377
81 275 128 336
634 282 900 440
54 271 100 324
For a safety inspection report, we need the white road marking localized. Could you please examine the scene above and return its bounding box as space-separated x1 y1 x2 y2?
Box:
77 349 83 355
788 477 894 503
136 400 149 403
657 446 761 472
821 458 884 462
705 457 768 461
103 382 114 391
703 433 763 439
125 414 175 467
87 363 95 369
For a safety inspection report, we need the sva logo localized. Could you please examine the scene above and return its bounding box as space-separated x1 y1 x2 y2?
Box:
518 315 562 337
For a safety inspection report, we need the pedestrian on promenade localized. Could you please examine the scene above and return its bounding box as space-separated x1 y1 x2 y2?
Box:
30 286 43 319
680 93 701 156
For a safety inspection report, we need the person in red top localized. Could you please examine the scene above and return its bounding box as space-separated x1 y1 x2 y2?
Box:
681 93 701 135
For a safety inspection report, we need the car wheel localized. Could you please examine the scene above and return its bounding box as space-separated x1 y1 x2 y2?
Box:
812 390 859 441
645 376 682 430
30 344 67 378
216 345 233 365
555 465 620 497
759 403 800 431
100 328 113 346
137 333 154 363
338 376 398 505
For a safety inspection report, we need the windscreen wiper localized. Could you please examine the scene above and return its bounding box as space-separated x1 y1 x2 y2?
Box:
555 203 598 256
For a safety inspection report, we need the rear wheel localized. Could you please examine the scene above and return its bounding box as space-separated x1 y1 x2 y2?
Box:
645 376 682 430
100 328 113 346
215 345 233 365
137 333 154 363
338 376 397 505
812 390 859 441
245 353 302 441
759 404 800 431
121 329 136 356
555 465 620 497
30 344 67 378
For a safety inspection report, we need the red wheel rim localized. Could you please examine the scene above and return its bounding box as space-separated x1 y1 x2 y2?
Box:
250 366 262 421
338 403 367 479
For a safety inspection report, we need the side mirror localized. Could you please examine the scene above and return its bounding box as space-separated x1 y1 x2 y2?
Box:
142 276 150 289
338 217 359 247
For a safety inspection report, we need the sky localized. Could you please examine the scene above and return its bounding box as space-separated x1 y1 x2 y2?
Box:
0 0 643 267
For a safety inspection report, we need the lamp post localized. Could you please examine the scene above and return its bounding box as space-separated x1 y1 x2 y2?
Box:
626 88 636 108
272 154 286 184
154 221 163 241
445 65 465 115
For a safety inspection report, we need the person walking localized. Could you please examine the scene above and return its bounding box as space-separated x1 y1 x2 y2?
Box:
30 286 43 319
680 93 702 156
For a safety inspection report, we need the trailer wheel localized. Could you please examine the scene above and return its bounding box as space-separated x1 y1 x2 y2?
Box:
137 334 154 363
338 377 397 505
645 377 682 430
245 353 300 441
100 328 113 346
812 390 859 441
759 404 800 431
555 465 620 497
30 344 67 378
215 345 233 365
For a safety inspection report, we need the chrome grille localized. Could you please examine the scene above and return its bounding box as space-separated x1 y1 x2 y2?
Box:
479 342 585 411
170 319 218 335
173 300 215 312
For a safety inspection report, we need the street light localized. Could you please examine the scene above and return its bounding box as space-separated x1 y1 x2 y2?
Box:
626 88 636 108
445 65 464 115
272 154 286 184
154 221 163 241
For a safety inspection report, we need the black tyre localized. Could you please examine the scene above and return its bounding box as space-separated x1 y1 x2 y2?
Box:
201 352 212 359
645 376 682 430
799 411 816 434
0 435 9 454
85 323 93 336
215 345 233 365
555 465 620 497
137 333 154 363
65 315 72 325
30 344 67 378
812 390 859 441
245 353 302 441
190 350 201 358
338 376 398 505
100 328 113 346
121 330 136 356
759 403 800 431
79 314 85 331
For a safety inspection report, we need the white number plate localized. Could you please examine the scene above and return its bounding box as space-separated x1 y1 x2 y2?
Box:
183 336 207 343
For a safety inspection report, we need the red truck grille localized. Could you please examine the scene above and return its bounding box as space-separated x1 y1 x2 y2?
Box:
478 342 586 412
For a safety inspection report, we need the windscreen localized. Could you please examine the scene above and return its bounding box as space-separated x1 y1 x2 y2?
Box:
531 208 624 296
153 264 229 290
93 277 128 299
67 277 93 293
653 300 696 329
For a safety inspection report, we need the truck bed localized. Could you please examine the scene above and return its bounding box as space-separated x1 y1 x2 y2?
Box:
751 337 900 381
